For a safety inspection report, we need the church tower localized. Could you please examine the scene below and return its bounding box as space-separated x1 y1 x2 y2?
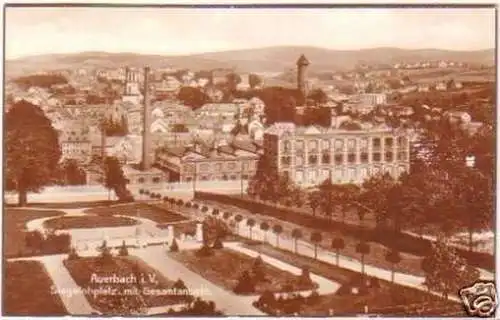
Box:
123 67 142 104
296 54 310 104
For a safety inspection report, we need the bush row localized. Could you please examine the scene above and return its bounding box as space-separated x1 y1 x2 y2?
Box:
194 192 494 271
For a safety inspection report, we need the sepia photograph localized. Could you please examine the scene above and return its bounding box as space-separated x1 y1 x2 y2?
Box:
2 3 497 318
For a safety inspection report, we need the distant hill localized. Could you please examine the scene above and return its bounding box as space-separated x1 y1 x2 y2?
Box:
6 46 495 78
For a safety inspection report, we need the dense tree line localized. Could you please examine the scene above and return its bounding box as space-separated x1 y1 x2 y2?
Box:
14 74 68 89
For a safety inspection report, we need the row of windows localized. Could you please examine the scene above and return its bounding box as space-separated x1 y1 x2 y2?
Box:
184 174 249 182
291 165 407 183
281 151 408 166
185 161 256 173
281 136 409 153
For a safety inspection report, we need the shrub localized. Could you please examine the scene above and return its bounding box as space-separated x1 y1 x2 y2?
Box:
201 206 208 213
25 230 44 253
298 266 313 286
172 278 188 291
307 290 320 304
118 240 129 256
233 270 256 294
193 203 200 209
212 236 223 249
170 238 179 252
67 246 79 260
100 245 114 265
251 255 266 281
196 244 214 257
45 232 71 253
258 290 275 306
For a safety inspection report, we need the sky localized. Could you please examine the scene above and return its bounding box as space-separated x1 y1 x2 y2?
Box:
5 6 496 59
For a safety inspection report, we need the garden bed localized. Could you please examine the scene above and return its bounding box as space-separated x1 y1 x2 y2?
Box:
64 255 191 314
4 208 66 258
245 243 465 316
4 260 68 316
43 215 139 230
86 203 189 224
169 248 318 295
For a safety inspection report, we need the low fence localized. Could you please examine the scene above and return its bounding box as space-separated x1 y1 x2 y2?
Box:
5 180 249 197
194 191 495 272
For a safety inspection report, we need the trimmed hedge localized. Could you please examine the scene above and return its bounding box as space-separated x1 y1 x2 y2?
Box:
194 192 494 271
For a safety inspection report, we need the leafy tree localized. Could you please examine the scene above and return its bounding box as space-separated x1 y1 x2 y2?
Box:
103 156 128 200
251 255 266 282
331 237 345 266
119 240 129 256
6 100 61 206
170 238 179 252
222 211 232 220
307 88 328 106
422 235 480 299
14 74 68 89
359 172 397 229
310 232 323 260
247 156 295 204
58 158 87 185
247 218 256 240
248 73 263 89
212 236 223 249
308 192 321 217
234 214 243 234
385 249 402 283
233 270 255 294
291 228 303 253
177 86 211 110
318 178 336 220
225 72 242 93
356 242 371 278
272 224 283 248
454 167 493 252
258 87 299 124
260 222 270 242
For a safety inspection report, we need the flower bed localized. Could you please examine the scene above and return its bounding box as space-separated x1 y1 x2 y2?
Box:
64 255 192 315
43 215 139 230
246 242 465 316
86 203 189 224
169 248 318 295
4 260 68 316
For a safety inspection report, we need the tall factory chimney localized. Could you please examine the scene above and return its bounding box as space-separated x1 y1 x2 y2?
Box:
141 66 152 171
296 54 310 105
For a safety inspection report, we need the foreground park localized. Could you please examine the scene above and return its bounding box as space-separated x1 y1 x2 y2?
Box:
3 194 485 317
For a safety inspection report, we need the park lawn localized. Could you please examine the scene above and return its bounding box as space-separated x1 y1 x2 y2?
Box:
64 255 190 314
4 208 66 258
43 215 139 230
86 203 189 224
169 248 318 295
245 243 465 316
4 260 68 316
